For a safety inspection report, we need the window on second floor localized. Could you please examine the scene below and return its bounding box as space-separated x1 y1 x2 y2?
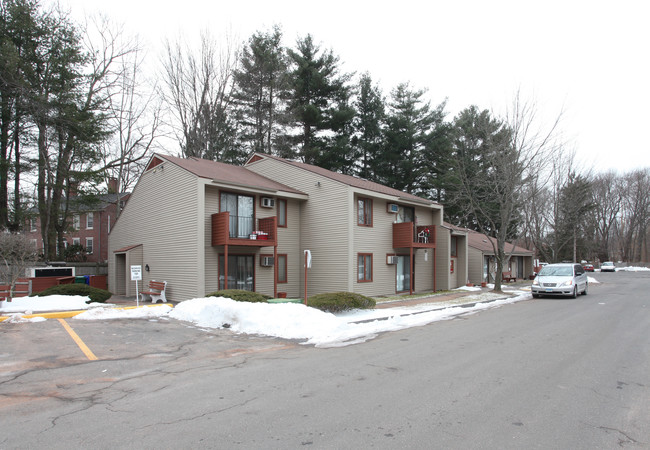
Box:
357 198 372 226
86 212 94 229
30 217 37 232
73 214 80 230
277 199 287 227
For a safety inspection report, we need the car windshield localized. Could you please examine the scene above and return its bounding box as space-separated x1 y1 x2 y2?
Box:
539 266 573 277
603 262 613 266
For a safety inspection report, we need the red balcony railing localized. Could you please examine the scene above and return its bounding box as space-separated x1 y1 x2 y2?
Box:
211 212 277 247
393 223 436 249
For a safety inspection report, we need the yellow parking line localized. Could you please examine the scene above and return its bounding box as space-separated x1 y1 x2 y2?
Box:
57 318 98 361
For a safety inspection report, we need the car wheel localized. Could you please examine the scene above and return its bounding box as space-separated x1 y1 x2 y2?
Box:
571 286 578 298
582 282 588 295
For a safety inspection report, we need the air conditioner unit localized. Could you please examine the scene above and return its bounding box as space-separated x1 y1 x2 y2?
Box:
261 197 275 208
387 203 399 213
261 256 274 267
387 255 398 265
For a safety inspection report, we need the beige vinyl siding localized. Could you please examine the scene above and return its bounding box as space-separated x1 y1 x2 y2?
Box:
467 247 484 284
247 158 350 296
413 248 434 293
353 197 395 296
204 185 220 294
436 228 450 291
109 161 201 301
275 198 302 297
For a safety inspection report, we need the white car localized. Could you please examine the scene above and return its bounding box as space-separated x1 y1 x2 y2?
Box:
600 261 616 272
531 263 588 298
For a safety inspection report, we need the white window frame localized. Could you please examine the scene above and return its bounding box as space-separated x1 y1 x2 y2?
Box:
86 212 94 229
30 217 37 232
86 237 94 254
73 214 80 230
72 237 80 246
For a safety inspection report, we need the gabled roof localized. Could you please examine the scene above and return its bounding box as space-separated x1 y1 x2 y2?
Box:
445 223 533 255
150 154 307 197
246 153 439 206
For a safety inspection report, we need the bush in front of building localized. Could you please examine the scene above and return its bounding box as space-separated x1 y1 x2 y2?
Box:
206 289 271 303
307 292 376 313
32 284 113 303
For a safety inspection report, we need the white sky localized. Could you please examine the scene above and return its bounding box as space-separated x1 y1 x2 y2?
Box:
53 0 648 174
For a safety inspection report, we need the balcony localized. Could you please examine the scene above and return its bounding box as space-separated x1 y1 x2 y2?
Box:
211 212 277 247
393 223 436 249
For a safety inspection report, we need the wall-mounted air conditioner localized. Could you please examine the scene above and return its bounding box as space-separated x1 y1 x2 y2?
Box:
261 197 275 208
386 255 398 265
261 256 274 267
387 203 399 213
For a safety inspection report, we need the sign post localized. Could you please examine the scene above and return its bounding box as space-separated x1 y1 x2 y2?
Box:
304 250 311 305
130 265 142 307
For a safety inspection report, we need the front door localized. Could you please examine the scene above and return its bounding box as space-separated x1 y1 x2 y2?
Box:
396 255 411 292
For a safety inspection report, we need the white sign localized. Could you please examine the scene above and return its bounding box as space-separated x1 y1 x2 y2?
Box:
130 265 142 281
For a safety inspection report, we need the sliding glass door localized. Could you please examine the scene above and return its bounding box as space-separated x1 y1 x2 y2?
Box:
220 192 254 238
219 255 254 291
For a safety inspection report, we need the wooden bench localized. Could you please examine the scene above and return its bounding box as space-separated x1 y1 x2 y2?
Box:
0 280 31 301
502 271 517 283
140 280 168 303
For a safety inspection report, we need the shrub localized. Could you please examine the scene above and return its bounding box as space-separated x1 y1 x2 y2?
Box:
32 284 113 303
307 292 376 313
206 289 271 303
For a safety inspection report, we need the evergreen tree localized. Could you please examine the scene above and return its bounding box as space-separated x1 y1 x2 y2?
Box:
380 82 445 194
351 73 385 180
232 25 290 156
286 34 354 171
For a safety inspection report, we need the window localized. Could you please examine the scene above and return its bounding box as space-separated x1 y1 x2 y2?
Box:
86 212 94 229
85 237 93 254
72 238 80 246
396 205 414 223
219 254 254 291
278 254 287 283
30 217 37 232
358 253 373 282
73 214 80 230
277 199 287 227
357 198 372 226
220 192 254 238
450 236 458 257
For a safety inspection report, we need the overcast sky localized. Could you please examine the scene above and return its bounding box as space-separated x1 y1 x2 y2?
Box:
56 0 648 174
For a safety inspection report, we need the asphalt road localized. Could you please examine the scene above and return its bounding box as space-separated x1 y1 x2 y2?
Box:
1 271 649 449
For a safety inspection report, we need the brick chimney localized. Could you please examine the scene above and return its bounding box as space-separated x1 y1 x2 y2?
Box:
108 177 118 194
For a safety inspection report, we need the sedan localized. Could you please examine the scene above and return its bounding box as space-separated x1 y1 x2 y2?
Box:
600 261 616 272
583 264 594 272
531 263 588 298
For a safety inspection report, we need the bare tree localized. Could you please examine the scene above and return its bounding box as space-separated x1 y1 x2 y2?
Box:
101 40 162 204
590 171 622 261
616 169 650 262
0 232 36 299
161 31 241 161
452 93 563 291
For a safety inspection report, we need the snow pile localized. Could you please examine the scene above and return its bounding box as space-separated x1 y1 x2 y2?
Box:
4 292 532 348
618 266 650 272
0 295 105 313
2 313 47 323
588 276 600 284
454 285 482 292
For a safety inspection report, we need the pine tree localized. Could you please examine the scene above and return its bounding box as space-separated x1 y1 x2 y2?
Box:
352 73 385 180
380 82 445 194
286 34 354 171
232 26 290 156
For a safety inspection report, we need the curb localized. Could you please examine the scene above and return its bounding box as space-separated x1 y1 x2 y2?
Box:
351 295 516 324
0 303 173 322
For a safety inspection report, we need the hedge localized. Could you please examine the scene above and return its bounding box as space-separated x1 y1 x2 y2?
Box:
32 284 113 303
206 289 271 303
307 292 376 313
